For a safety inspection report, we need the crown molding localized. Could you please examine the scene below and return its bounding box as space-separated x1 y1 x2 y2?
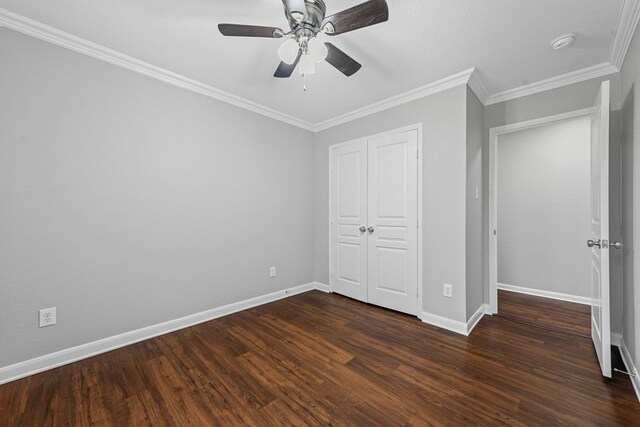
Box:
0 8 316 132
610 0 640 69
0 4 635 131
467 69 490 105
484 62 618 106
313 68 476 131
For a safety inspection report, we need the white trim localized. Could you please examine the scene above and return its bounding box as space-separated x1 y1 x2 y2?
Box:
0 8 315 132
328 124 423 317
498 283 591 305
421 312 468 336
314 69 476 131
467 69 490 105
0 282 316 385
490 108 596 135
488 107 596 313
466 304 489 335
619 338 640 402
0 9 474 133
485 63 618 106
0 5 634 130
1 5 634 131
420 304 489 337
610 0 640 70
313 282 332 293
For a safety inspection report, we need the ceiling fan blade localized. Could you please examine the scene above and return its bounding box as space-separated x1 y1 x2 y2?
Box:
322 0 389 36
274 52 302 78
324 43 362 76
218 24 283 38
282 0 307 20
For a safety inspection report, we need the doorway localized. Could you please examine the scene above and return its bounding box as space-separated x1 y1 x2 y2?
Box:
329 124 422 316
488 81 613 377
492 113 593 336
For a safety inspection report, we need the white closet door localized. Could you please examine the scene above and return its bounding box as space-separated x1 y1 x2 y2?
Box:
367 130 418 315
330 141 368 302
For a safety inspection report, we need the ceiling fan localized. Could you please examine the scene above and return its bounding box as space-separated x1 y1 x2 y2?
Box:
218 0 389 80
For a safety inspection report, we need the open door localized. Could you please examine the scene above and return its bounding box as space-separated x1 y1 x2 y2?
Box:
588 80 611 378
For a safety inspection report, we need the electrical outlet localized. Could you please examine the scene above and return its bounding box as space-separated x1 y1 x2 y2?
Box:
270 266 277 278
443 283 453 298
39 307 56 328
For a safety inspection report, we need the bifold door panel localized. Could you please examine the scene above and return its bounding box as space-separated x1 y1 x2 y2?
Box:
331 142 368 302
330 130 418 316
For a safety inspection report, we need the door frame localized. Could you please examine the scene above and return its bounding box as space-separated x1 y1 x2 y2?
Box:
488 108 595 314
328 123 423 317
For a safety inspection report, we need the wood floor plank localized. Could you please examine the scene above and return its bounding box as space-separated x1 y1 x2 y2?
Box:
498 289 591 337
0 290 638 425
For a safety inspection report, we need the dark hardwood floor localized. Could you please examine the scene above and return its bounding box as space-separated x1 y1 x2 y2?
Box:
498 289 591 338
1 291 638 426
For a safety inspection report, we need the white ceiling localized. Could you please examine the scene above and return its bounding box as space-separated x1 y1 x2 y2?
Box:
0 0 625 124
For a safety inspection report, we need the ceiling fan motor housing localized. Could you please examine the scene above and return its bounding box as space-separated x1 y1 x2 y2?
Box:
287 0 326 33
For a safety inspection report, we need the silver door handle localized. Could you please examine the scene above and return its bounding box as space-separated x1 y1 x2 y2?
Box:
359 226 367 233
587 239 601 248
368 226 375 233
611 241 623 249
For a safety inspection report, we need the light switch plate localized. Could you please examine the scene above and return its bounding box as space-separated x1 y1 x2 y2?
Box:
443 284 453 298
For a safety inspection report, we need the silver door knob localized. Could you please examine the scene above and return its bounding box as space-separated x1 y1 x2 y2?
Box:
368 226 375 233
359 226 367 233
611 241 623 249
587 239 601 248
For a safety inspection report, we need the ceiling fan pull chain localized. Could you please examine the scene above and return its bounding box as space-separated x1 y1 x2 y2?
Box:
303 73 307 91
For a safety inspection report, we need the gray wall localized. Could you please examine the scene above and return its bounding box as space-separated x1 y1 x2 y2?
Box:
466 88 485 319
497 117 591 297
483 73 624 334
314 86 470 323
620 23 640 374
0 29 315 368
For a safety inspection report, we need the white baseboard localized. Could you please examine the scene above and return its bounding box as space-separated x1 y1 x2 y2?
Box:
498 283 591 305
466 304 490 335
0 282 316 385
618 338 640 402
421 304 491 336
421 311 468 335
313 282 331 293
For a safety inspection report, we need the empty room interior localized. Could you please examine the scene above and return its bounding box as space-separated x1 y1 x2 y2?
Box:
2 0 640 424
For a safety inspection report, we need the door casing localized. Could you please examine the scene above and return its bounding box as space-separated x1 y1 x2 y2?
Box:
328 123 423 317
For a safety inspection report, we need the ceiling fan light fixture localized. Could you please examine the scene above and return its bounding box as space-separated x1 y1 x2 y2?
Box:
278 38 300 64
308 37 328 63
299 55 316 75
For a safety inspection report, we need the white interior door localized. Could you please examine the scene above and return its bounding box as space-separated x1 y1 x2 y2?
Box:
367 130 419 315
589 80 611 378
330 141 368 302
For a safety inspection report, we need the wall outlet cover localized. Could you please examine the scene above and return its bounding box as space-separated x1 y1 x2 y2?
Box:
270 267 277 278
39 307 56 328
